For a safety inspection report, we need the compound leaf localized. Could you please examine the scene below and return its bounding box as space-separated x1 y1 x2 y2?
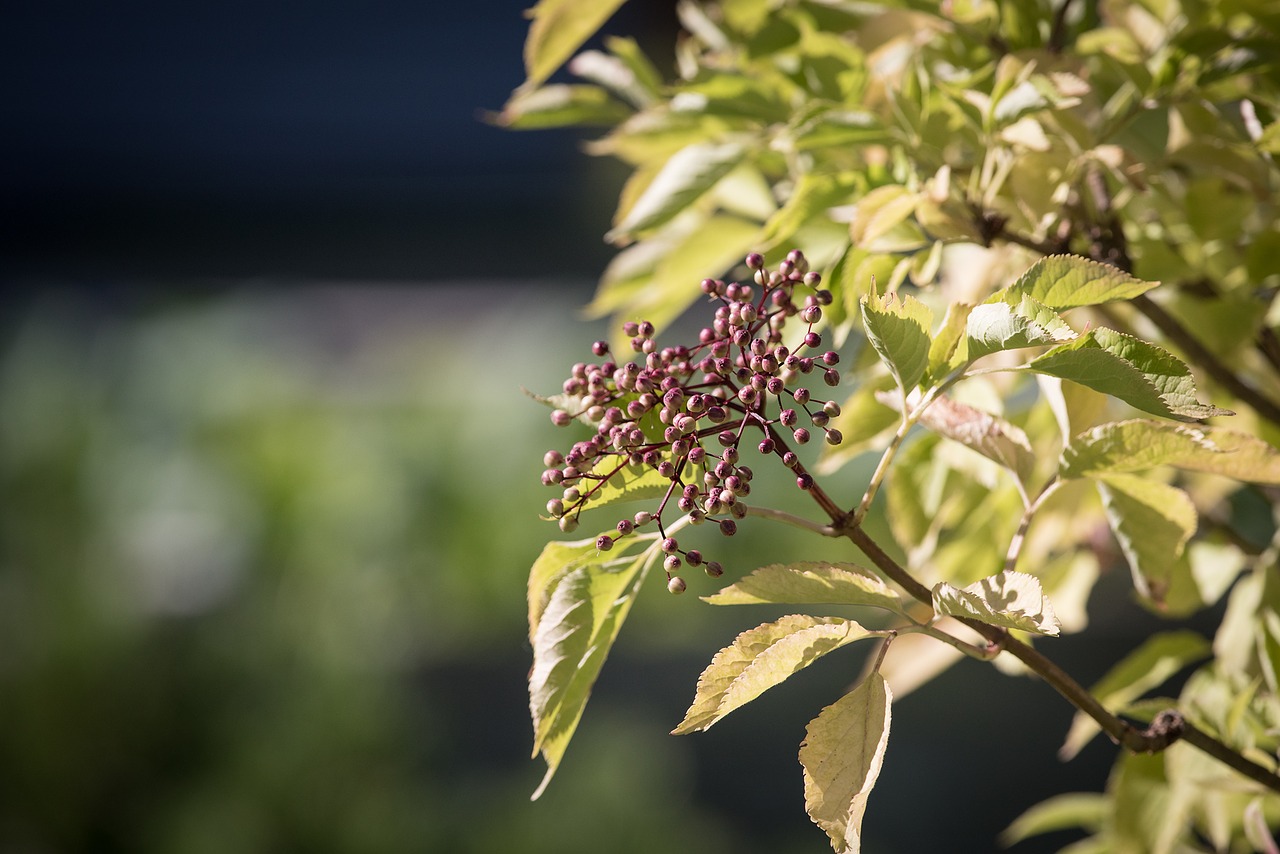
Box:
933 570 1061 636
800 672 892 853
702 562 903 612
1028 328 1231 421
673 615 878 734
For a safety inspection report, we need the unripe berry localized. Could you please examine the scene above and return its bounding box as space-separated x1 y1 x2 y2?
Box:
783 451 799 468
780 408 798 426
616 519 634 535
794 427 811 444
758 438 775 455
826 429 844 445
634 511 653 527
662 537 679 553
664 554 682 572
801 305 822 324
592 340 609 356
722 446 739 464
794 387 811 405
596 535 613 551
544 450 565 467
551 410 573 427
797 473 815 490
668 576 687 594
547 499 565 517
720 519 737 536
746 252 765 269
560 516 579 532
824 369 840 387
804 332 821 348
705 561 724 578
824 400 842 417
718 430 736 447
685 549 703 566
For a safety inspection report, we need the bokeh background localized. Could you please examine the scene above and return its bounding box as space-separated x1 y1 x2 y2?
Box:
2 2 1206 851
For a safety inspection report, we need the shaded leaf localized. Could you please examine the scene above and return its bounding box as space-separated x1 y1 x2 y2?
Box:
849 185 920 248
1028 328 1231 421
523 0 630 89
1003 255 1158 309
703 562 903 612
861 291 932 393
528 540 651 797
933 570 1061 636
966 294 1076 360
913 394 1036 484
673 615 879 734
800 672 892 853
1060 420 1280 482
607 142 748 242
1059 631 1209 760
1096 474 1197 609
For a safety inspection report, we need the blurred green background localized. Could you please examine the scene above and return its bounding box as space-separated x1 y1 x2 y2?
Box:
2 2 1172 851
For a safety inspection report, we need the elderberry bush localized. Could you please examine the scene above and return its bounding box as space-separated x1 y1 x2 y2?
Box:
538 250 844 592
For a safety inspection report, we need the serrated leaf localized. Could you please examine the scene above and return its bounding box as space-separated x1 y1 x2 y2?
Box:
1000 793 1110 845
1096 474 1197 609
1028 328 1231 421
925 302 973 382
966 294 1077 360
913 394 1036 483
800 672 892 853
607 142 748 242
1002 255 1159 309
933 570 1061 636
672 615 879 734
1060 420 1280 482
702 562 903 612
861 291 932 392
1059 631 1209 760
528 540 651 797
523 0 630 89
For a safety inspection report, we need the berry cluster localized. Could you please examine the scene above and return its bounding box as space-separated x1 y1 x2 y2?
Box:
540 250 844 593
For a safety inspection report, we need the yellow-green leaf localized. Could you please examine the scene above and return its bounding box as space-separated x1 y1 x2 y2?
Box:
800 672 892 853
1096 474 1197 610
702 562 903 612
523 0 630 89
606 142 748 242
933 570 1061 636
1028 328 1232 422
1002 254 1158 309
861 291 933 393
673 615 879 734
1061 420 1280 482
966 294 1076 359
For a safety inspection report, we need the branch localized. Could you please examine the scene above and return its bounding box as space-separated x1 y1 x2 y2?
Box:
836 519 1280 794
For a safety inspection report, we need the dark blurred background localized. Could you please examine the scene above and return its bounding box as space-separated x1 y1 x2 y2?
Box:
0 2 1171 852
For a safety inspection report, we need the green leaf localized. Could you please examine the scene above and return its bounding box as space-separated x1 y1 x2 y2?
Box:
924 302 973 383
1096 474 1197 610
702 562 903 612
1000 793 1110 845
496 84 631 129
849 185 920 248
933 570 1061 636
800 672 892 853
913 394 1036 484
760 171 860 250
1028 328 1231 421
1060 420 1280 482
861 291 933 393
606 142 748 241
1059 630 1210 760
523 0 630 89
1002 255 1159 309
576 459 673 515
528 538 652 797
672 615 879 734
965 294 1077 360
